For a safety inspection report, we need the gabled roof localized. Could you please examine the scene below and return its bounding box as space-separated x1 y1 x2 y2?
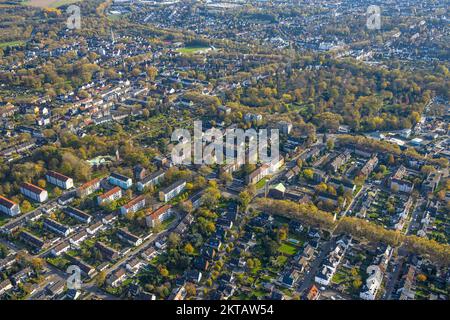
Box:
122 195 146 210
78 178 101 190
21 182 46 194
0 195 17 209
46 170 71 182
110 172 131 182
147 204 172 220
161 180 186 194
99 186 121 199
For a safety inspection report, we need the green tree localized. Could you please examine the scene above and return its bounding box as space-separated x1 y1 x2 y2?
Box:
239 191 252 210
184 243 195 255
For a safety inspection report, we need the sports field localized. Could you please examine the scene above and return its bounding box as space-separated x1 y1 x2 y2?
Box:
23 0 81 8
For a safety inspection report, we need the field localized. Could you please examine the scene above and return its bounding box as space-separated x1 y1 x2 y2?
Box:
176 46 211 55
23 0 81 8
0 40 25 49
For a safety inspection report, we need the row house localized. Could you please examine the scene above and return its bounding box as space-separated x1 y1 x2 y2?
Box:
0 103 17 118
51 242 70 257
69 230 88 248
43 218 73 237
87 221 105 235
102 214 117 225
63 207 92 224
116 228 142 247
20 183 48 203
20 231 45 250
95 242 119 261
67 256 96 279
46 171 74 190
0 279 13 296
0 255 16 272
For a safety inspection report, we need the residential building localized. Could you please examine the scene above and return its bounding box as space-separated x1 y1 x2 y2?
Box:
120 195 146 215
63 207 92 224
70 231 88 247
328 151 351 173
141 247 157 261
390 166 414 193
43 218 73 237
76 178 101 198
46 171 74 190
102 214 117 225
95 242 119 261
328 178 356 193
97 186 122 205
246 164 270 185
0 195 21 217
0 279 13 296
109 173 133 190
126 258 146 275
51 242 70 257
20 183 48 203
360 265 383 300
137 170 165 192
133 165 147 181
116 228 142 247
107 268 127 287
159 180 186 202
20 231 45 250
145 204 172 228
390 178 414 193
87 221 104 235
422 171 441 193
360 155 378 176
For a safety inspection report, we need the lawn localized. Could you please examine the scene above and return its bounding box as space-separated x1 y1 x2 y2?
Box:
255 177 270 190
278 243 297 255
47 256 70 270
